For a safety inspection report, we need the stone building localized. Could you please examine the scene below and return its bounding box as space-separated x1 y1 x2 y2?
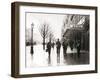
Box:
61 14 89 51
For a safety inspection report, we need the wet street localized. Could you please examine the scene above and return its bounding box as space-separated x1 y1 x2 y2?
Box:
26 44 89 67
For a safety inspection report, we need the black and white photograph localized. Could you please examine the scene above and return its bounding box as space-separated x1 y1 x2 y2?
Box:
11 2 97 77
25 13 90 67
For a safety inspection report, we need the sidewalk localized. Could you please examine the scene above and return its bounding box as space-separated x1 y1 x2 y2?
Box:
26 44 89 67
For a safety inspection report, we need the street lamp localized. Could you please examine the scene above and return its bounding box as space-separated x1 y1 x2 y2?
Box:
30 23 34 56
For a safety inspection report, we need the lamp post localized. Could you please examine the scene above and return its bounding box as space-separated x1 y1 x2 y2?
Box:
30 23 34 56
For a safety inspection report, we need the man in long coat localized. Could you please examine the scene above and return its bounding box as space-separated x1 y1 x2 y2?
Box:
56 39 61 63
47 40 52 63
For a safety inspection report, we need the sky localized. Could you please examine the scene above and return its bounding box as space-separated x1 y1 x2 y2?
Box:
26 12 66 42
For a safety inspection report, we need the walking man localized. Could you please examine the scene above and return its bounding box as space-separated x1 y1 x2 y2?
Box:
56 39 61 63
62 41 68 55
76 40 81 57
46 40 52 64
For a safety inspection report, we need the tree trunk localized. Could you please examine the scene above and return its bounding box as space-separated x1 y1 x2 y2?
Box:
43 38 45 50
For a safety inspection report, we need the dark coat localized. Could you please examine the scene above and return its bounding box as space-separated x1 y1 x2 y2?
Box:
56 41 61 49
46 42 51 52
76 42 81 50
62 41 68 48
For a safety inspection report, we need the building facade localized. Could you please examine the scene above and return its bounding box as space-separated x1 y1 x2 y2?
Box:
62 14 89 51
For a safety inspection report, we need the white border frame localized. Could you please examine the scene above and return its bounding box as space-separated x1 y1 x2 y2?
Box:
19 5 96 75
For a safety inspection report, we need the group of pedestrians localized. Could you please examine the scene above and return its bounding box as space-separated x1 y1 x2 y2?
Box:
62 40 81 57
46 38 81 64
46 39 61 63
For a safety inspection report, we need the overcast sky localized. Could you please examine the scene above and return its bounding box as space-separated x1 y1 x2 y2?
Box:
26 13 66 41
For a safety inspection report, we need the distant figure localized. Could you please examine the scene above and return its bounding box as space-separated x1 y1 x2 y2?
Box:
51 42 55 49
46 40 52 63
30 43 34 60
69 40 74 51
76 40 81 57
62 41 68 55
56 39 61 63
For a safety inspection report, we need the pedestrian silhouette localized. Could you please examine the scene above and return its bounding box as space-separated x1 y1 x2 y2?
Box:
69 40 74 51
76 40 81 57
46 40 52 64
56 39 61 63
30 43 34 60
62 41 68 55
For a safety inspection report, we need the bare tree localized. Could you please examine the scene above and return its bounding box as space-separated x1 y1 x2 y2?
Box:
39 23 50 50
